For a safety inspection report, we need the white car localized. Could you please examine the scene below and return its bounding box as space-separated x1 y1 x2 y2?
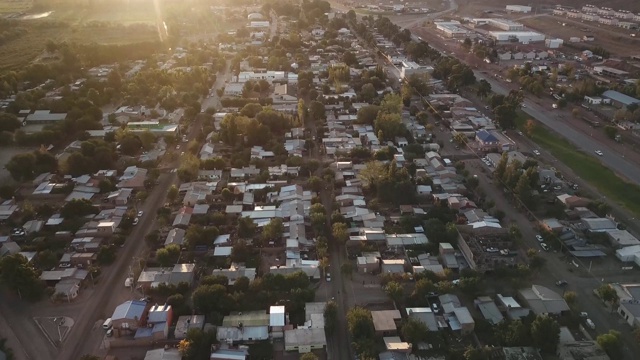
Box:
132 217 139 226
533 150 540 156
326 272 331 282
137 210 144 217
535 235 544 242
595 150 603 156
540 242 549 251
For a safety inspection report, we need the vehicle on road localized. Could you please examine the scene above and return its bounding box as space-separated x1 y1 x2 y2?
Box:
516 130 524 136
586 318 595 329
326 272 331 282
125 277 133 288
580 312 588 318
486 247 499 253
137 211 144 217
536 235 544 242
102 318 112 330
106 328 113 337
540 242 549 251
431 303 440 313
595 150 603 156
176 145 181 150
132 217 139 226
555 280 568 286
533 150 540 156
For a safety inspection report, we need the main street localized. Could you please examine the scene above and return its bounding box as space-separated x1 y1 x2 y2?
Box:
474 72 640 186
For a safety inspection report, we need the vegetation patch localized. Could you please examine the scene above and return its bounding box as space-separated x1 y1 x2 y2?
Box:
516 114 640 217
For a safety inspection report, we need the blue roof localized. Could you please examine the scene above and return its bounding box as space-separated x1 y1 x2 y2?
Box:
134 327 153 339
602 90 640 106
476 130 498 143
112 300 147 321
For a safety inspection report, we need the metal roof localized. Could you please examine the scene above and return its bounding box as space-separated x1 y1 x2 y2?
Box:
602 90 640 106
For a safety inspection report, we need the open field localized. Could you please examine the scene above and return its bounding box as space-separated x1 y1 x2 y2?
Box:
515 114 640 218
0 0 32 13
521 15 640 57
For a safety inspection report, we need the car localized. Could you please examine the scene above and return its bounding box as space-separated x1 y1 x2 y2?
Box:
521 104 527 108
140 296 152 302
533 150 541 156
182 138 188 143
132 217 139 226
484 106 490 110
426 291 440 297
579 312 588 318
556 280 568 286
585 318 595 329
137 211 144 217
516 130 524 136
106 328 113 337
176 145 181 150
486 247 499 253
431 303 440 313
540 242 549 251
595 150 603 156
326 272 331 282
535 235 544 242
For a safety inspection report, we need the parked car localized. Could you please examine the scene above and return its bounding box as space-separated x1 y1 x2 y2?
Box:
132 217 139 226
595 150 603 156
536 235 544 242
137 210 144 217
326 272 331 282
586 318 595 329
579 312 588 318
556 280 568 286
431 303 440 313
540 243 550 251
533 150 541 156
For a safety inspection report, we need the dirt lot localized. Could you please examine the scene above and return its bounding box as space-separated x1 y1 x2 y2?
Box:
521 15 640 57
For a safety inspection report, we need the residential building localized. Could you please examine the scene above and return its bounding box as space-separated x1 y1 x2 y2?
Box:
111 300 148 331
284 328 327 353
143 348 181 360
174 315 205 339
519 285 569 315
371 310 402 336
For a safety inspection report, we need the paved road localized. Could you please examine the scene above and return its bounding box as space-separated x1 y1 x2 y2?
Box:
202 60 231 111
473 71 640 186
395 0 458 29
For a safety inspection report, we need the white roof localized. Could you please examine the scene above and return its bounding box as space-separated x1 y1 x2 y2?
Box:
269 305 285 326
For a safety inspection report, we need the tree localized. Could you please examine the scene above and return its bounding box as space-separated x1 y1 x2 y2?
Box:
237 217 256 238
308 100 326 121
384 281 404 304
477 79 492 98
524 119 536 137
61 199 98 218
331 222 349 244
357 105 380 125
564 291 577 307
401 318 429 345
0 254 44 300
324 300 338 334
380 93 402 115
515 172 534 207
597 330 622 358
494 152 509 180
596 284 619 306
300 353 319 360
262 218 284 244
6 153 36 181
308 176 323 193
192 284 227 315
180 328 217 360
462 37 472 51
347 307 375 341
530 315 560 354
167 185 179 203
359 83 377 103
156 244 181 267
0 112 21 132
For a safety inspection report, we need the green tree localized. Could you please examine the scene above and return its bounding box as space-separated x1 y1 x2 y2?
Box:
340 262 354 279
6 153 36 181
530 315 560 354
167 185 179 203
564 291 577 308
300 353 319 360
324 300 338 334
156 244 181 267
380 93 402 114
359 83 377 103
262 218 284 244
401 318 429 345
357 105 380 125
597 330 622 358
596 284 619 306
0 112 21 132
384 281 404 304
237 217 256 238
347 307 375 341
331 222 349 244
61 199 99 218
477 79 492 98
192 284 227 315
0 254 44 300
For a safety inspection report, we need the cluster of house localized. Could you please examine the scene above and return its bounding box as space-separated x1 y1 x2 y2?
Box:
554 5 640 30
0 166 152 301
107 300 327 359
374 284 577 360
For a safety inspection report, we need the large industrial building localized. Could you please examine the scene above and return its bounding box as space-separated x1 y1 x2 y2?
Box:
472 18 525 31
435 21 470 38
506 5 532 13
489 31 545 44
400 61 434 79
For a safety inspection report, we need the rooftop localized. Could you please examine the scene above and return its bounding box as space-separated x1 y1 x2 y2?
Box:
371 310 402 332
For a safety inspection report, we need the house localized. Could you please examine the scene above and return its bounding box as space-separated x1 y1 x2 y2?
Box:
519 285 569 315
450 307 475 334
475 296 504 325
512 52 524 60
135 303 173 340
498 52 512 61
540 218 563 233
117 166 148 189
107 188 133 205
602 90 640 108
143 348 181 360
53 279 81 302
211 264 257 284
137 264 196 289
24 110 67 124
217 311 270 343
406 307 439 331
164 228 186 246
475 130 499 151
612 283 640 327
111 300 148 331
357 252 380 274
174 315 205 339
558 341 610 360
383 336 411 353
371 310 402 336
581 218 616 232
284 328 326 353
210 347 249 360
605 229 640 248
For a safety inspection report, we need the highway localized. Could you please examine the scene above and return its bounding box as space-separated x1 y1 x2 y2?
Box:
474 71 640 186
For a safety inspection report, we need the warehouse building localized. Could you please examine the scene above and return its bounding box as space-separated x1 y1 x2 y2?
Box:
489 31 545 43
506 5 532 13
435 21 469 38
